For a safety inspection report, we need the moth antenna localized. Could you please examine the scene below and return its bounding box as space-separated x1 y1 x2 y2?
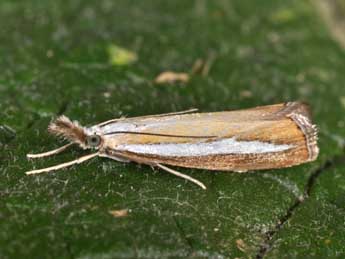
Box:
25 152 99 175
155 163 207 190
48 115 87 145
27 143 75 159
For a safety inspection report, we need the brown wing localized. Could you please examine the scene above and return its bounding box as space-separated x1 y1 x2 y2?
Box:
101 102 319 171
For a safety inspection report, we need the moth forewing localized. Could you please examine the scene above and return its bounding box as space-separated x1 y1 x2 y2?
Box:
26 102 319 189
99 102 318 172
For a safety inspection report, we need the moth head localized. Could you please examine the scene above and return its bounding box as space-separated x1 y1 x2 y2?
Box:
48 116 103 149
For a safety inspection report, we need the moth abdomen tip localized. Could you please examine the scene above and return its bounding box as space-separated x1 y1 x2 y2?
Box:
288 112 319 161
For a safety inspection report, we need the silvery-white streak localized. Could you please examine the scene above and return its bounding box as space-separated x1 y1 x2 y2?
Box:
115 138 294 156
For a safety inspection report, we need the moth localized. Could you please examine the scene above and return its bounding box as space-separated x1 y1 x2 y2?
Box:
26 102 319 189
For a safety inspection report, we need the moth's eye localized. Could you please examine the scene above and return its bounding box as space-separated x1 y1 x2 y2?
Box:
87 134 101 147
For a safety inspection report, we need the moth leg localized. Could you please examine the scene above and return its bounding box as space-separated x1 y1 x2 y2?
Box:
96 117 127 127
99 150 206 189
155 163 206 190
149 108 198 117
27 143 74 159
96 109 198 127
98 152 130 163
25 152 99 175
